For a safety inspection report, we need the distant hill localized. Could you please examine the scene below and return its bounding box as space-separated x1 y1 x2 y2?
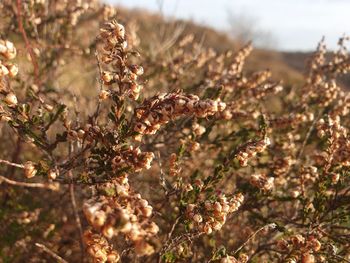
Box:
119 7 304 86
121 7 350 90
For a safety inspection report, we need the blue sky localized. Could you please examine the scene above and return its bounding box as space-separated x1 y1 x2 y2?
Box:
105 0 350 51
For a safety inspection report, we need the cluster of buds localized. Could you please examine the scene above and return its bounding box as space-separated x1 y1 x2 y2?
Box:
186 193 244 234
0 61 18 78
134 92 226 139
111 145 154 172
99 20 144 100
317 81 340 107
277 234 321 263
216 108 258 121
299 166 319 183
69 2 91 26
249 173 274 191
16 209 41 225
0 40 18 108
169 153 180 177
83 177 159 256
246 82 283 100
0 39 18 78
236 137 271 166
3 92 18 107
331 93 350 117
0 39 17 60
303 40 345 106
303 38 349 108
269 112 314 129
276 132 300 153
316 116 350 167
186 140 201 152
84 229 120 263
228 43 253 76
24 161 37 179
270 156 295 177
192 122 206 137
65 123 104 143
220 254 248 263
243 70 272 90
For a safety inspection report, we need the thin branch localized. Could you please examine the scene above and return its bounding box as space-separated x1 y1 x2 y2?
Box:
156 151 170 194
35 243 68 263
68 172 85 262
0 159 24 168
296 112 321 160
5 137 23 177
16 0 40 85
167 216 181 242
0 175 59 191
159 231 204 262
333 254 350 263
232 223 277 255
91 50 103 124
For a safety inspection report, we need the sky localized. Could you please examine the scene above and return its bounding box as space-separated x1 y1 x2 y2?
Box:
105 0 350 51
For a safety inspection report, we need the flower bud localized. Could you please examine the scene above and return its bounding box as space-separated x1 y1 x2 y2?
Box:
99 90 110 101
24 161 37 178
6 63 18 77
48 169 58 180
4 93 18 107
102 71 113 83
193 214 203 223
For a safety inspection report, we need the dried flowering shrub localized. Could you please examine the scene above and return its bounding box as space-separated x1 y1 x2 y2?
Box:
0 1 350 263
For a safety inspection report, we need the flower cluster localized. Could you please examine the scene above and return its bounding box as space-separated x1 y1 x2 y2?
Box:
249 173 274 191
316 116 350 167
220 254 248 263
0 39 17 60
0 40 18 108
24 161 37 179
111 145 154 172
269 112 314 129
299 165 319 184
134 92 226 139
270 156 295 177
277 234 322 263
83 177 159 256
192 122 206 137
99 20 144 100
169 153 180 177
228 43 253 76
84 229 120 263
236 137 271 166
16 209 41 225
186 193 244 234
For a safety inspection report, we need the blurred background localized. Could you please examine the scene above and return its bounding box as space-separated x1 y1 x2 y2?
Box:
105 0 350 51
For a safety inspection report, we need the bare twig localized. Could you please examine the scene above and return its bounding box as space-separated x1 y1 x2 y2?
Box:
156 151 169 194
16 0 40 85
296 112 321 160
0 159 24 168
159 231 204 262
91 50 103 124
232 223 277 255
35 243 68 263
0 175 59 191
5 137 22 177
68 171 85 262
333 254 350 263
167 216 181 242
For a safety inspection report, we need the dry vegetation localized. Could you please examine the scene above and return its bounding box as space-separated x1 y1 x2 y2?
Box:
0 0 350 263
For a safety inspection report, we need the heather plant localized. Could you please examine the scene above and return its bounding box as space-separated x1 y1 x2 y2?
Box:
0 1 350 263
